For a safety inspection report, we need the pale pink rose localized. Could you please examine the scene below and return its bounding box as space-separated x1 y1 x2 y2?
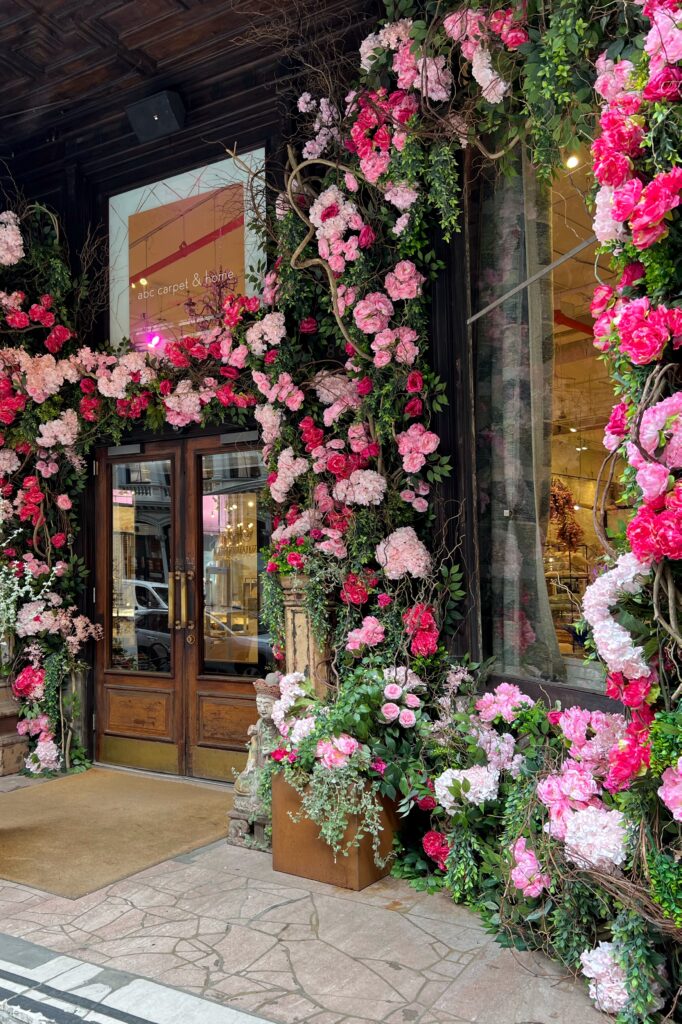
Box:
334 734 360 756
399 709 417 727
405 693 421 709
56 494 72 510
384 260 425 301
381 702 401 722
384 683 403 700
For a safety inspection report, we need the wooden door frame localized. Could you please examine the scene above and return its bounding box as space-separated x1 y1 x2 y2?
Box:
94 439 186 774
183 433 266 781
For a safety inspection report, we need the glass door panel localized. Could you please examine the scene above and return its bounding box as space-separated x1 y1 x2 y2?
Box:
110 459 173 673
200 450 271 677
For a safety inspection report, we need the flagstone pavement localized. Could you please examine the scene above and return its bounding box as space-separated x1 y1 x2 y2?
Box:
0 778 604 1024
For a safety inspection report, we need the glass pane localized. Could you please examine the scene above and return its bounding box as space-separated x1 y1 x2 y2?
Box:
110 460 172 672
201 450 271 676
473 158 624 687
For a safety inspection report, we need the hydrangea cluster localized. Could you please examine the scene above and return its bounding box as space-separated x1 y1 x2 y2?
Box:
435 764 500 811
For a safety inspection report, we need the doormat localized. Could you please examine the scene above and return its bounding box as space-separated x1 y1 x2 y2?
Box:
0 767 233 898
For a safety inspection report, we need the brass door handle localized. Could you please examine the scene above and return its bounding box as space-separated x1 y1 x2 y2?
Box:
168 572 176 630
179 571 188 629
185 570 195 631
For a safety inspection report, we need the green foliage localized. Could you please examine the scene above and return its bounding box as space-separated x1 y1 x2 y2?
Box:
650 710 682 775
646 844 682 928
611 910 669 1024
444 825 484 904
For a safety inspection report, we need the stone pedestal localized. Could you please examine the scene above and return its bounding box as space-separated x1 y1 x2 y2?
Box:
0 682 27 776
281 575 329 696
227 574 330 849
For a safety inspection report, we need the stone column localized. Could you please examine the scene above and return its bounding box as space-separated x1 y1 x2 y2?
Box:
280 575 329 696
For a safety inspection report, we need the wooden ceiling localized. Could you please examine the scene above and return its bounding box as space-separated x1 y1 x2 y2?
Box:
1 0 372 199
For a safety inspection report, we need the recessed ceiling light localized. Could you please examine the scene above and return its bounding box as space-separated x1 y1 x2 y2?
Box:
569 427 578 433
565 153 580 170
573 504 580 511
139 277 148 286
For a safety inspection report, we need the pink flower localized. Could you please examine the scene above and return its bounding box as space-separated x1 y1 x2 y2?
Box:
405 693 421 709
383 683 403 700
316 740 349 769
510 837 551 899
381 702 401 722
353 292 394 334
334 733 359 756
385 260 425 301
636 461 670 503
346 615 385 650
56 494 72 510
371 758 387 775
475 682 534 723
658 757 682 821
398 709 416 727
377 593 392 607
422 830 451 871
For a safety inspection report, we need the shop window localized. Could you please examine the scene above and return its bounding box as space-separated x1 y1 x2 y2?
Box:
473 157 624 687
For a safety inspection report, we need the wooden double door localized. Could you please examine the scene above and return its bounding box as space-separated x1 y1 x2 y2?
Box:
94 433 271 780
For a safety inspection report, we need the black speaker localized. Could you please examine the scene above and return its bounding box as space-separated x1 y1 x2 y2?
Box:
125 90 185 143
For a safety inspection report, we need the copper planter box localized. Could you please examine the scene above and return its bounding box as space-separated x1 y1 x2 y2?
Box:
271 773 397 891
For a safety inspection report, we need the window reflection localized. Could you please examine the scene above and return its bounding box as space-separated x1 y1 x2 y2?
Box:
474 158 625 687
201 451 271 676
110 460 172 672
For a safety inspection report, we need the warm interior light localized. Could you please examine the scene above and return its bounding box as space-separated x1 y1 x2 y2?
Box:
569 427 577 433
148 334 161 348
565 153 580 170
573 504 580 511
131 282 136 289
139 277 148 286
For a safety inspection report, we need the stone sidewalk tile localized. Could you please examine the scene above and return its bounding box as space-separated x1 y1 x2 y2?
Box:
0 934 274 1024
0 836 603 1024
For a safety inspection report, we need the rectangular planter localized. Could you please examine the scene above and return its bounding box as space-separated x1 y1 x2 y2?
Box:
271 772 397 891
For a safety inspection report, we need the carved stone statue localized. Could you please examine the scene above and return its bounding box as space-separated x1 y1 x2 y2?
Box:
227 673 280 849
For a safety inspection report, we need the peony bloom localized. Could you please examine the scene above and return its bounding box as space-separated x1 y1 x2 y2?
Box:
422 830 451 871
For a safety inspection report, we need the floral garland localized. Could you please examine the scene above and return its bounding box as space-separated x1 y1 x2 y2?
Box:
0 0 680 1018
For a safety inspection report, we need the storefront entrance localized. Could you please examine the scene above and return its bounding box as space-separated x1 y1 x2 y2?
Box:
93 433 271 781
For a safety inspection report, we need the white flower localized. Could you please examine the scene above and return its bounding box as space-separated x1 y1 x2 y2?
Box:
580 942 629 1014
435 765 500 813
564 806 628 872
